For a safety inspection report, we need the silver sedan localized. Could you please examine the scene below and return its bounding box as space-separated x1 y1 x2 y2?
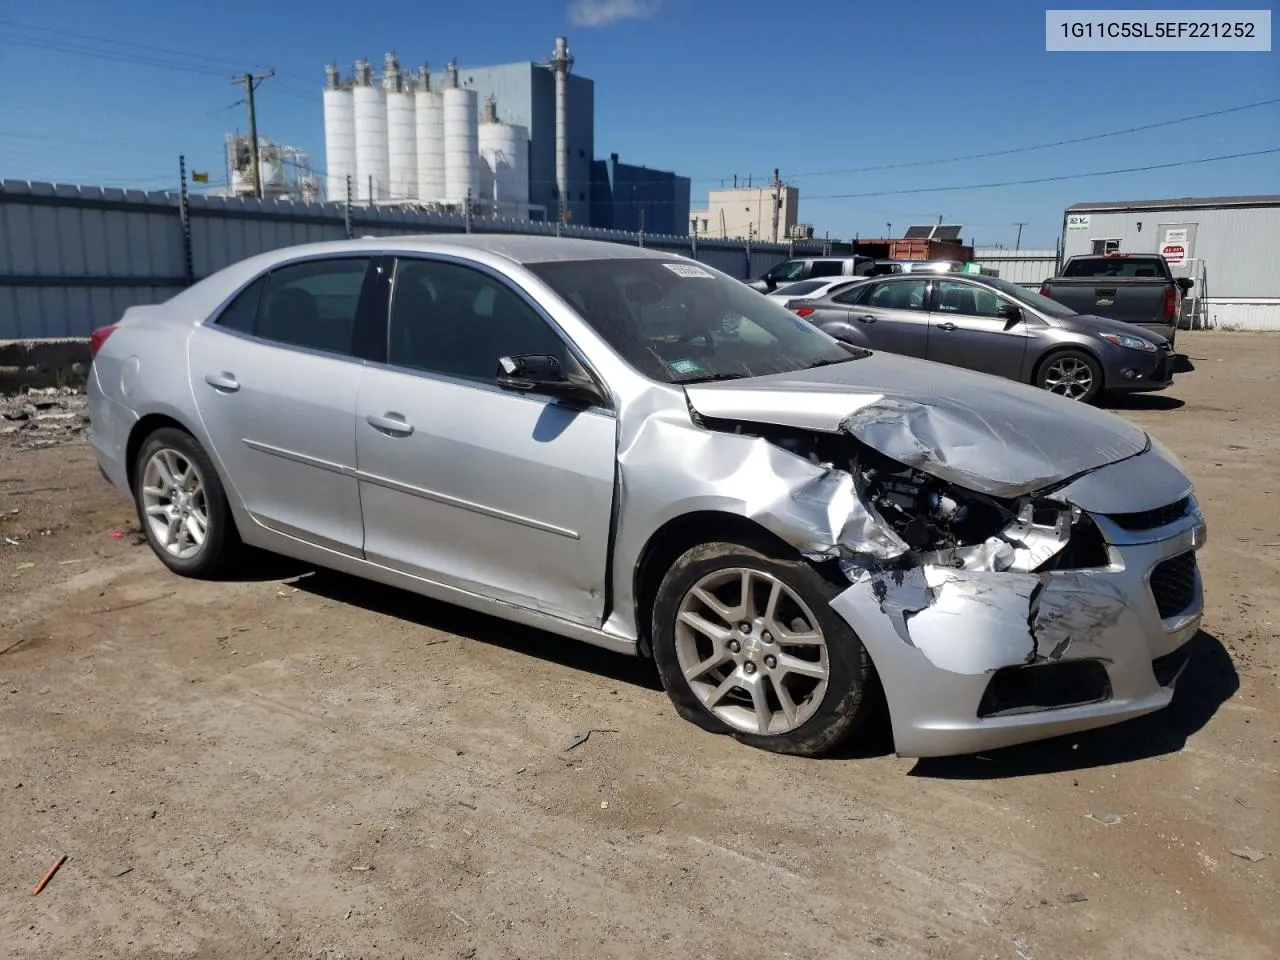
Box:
87 236 1207 758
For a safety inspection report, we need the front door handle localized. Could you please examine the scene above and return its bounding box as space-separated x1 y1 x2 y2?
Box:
937 322 958 332
203 372 240 393
366 413 414 437
855 314 877 324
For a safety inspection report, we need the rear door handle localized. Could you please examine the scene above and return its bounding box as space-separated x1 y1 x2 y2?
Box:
366 413 414 436
203 372 240 393
937 322 958 332
855 314 876 323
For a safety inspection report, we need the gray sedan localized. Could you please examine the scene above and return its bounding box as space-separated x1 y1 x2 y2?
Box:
86 236 1206 758
785 273 1175 403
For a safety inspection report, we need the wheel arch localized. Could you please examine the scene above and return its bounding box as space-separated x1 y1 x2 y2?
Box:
125 413 198 493
631 510 826 658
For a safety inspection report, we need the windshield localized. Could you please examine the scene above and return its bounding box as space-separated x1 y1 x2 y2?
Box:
982 276 1078 317
528 258 860 384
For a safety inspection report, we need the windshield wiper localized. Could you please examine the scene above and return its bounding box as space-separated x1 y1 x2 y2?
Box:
804 354 864 369
677 372 747 384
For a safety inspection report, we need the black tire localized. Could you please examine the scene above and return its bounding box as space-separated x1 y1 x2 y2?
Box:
1035 348 1104 404
651 539 876 757
132 426 240 579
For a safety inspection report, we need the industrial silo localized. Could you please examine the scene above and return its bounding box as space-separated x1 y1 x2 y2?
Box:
442 61 479 206
352 59 389 202
478 95 530 218
384 54 417 201
414 65 445 202
322 64 355 203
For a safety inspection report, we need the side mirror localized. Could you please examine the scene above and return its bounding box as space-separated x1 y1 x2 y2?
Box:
997 303 1023 326
1176 276 1194 293
496 354 604 408
764 276 777 290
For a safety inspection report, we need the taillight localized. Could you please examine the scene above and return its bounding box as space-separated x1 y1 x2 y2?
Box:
792 306 816 318
1162 286 1177 319
89 324 117 360
1039 285 1051 297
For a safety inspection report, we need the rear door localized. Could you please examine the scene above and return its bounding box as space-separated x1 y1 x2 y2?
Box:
828 277 932 357
925 279 1031 379
352 255 617 626
189 255 378 555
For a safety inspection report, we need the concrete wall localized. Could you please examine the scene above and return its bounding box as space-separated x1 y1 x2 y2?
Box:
0 179 847 339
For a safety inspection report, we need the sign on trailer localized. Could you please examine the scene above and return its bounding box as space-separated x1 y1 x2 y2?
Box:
1067 214 1090 231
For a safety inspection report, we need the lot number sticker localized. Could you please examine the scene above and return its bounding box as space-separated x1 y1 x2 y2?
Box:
663 263 715 279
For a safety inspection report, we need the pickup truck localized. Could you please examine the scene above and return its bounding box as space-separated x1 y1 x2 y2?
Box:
1040 253 1193 346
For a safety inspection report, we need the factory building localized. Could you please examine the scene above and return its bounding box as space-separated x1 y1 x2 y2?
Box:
1061 195 1280 331
590 153 690 235
321 35 686 228
689 182 805 242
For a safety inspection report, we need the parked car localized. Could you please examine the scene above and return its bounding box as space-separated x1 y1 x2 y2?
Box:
87 236 1206 759
747 255 877 293
762 277 860 301
785 272 1176 403
1040 253 1193 346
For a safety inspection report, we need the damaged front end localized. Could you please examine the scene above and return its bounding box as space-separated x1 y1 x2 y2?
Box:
690 397 1206 758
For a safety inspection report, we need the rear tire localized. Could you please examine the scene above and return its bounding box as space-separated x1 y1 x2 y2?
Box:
132 427 240 579
651 539 876 757
1036 349 1103 404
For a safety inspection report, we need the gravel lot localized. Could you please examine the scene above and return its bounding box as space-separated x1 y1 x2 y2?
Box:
2 330 1277 960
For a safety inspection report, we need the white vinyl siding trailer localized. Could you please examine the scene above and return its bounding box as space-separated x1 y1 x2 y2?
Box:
1061 195 1280 332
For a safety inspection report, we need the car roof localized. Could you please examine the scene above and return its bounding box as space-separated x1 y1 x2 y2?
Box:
241 233 681 268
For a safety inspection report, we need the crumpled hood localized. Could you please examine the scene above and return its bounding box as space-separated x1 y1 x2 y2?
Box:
684 350 1150 498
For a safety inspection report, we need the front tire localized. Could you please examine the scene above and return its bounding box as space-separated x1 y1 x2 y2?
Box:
651 539 876 757
1036 349 1103 403
132 427 240 578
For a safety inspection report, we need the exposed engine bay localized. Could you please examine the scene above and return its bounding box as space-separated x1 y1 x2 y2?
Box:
698 416 1107 574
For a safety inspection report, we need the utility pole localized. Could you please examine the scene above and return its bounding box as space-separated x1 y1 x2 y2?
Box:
770 167 781 243
178 155 194 286
1013 221 1027 250
231 69 274 199
344 174 353 239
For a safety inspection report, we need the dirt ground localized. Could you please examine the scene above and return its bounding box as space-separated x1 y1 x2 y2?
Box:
1 330 1277 960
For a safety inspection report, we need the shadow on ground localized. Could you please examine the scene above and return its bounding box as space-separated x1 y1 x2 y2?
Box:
908 630 1237 780
289 566 664 691
1102 392 1186 411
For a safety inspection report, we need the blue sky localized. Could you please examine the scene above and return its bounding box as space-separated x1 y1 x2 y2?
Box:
1 0 1276 248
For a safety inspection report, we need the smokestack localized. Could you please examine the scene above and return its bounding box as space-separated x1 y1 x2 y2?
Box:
550 36 573 222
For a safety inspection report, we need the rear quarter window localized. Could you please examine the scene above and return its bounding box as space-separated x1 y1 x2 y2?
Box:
212 275 267 334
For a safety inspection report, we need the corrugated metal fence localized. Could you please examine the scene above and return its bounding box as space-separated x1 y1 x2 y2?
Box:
0 180 847 340
970 249 1061 288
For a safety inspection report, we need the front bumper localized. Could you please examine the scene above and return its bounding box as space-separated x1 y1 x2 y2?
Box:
1103 343 1177 393
831 507 1207 758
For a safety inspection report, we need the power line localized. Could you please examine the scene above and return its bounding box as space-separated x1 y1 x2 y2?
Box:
767 97 1280 183
804 147 1280 200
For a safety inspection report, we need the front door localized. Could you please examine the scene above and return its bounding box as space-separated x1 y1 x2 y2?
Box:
832 277 932 358
354 256 616 627
925 278 1031 379
189 255 376 555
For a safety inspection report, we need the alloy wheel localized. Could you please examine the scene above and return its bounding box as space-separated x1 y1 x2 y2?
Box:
674 567 830 736
1043 356 1094 399
140 448 209 560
